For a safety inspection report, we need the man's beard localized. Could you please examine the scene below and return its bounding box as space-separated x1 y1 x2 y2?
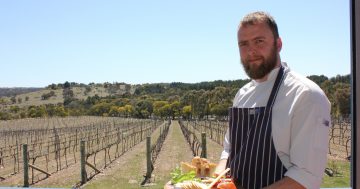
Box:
241 44 278 80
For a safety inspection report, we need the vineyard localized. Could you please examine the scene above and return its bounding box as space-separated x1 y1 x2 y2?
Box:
0 117 167 187
328 117 351 159
0 116 351 188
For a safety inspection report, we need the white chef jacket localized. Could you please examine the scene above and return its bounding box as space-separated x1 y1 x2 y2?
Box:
220 62 331 189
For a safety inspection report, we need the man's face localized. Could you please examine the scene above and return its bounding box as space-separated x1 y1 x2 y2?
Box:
238 22 281 80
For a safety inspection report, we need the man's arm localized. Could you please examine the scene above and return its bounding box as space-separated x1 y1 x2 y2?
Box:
214 129 231 176
214 159 228 176
281 88 331 188
263 177 305 189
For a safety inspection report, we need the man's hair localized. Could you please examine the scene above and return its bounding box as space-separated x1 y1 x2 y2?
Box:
239 11 279 39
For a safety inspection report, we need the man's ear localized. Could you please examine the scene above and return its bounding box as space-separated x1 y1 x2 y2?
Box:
277 37 282 52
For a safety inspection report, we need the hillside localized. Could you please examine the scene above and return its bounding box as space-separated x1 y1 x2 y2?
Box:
0 84 134 108
0 79 245 109
0 74 351 120
0 87 43 97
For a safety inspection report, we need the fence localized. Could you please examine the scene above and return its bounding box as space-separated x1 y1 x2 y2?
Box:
329 117 351 159
0 116 352 187
0 117 163 186
183 117 351 160
178 119 207 158
142 119 171 185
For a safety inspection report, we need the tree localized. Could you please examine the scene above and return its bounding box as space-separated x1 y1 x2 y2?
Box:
307 75 329 86
42 91 56 100
10 106 20 113
0 98 6 105
159 104 171 118
89 102 112 116
109 106 120 117
63 89 74 99
320 80 335 98
167 95 180 103
117 106 126 117
124 104 134 117
64 81 71 89
114 98 130 107
153 101 168 118
84 86 92 95
63 88 75 106
192 90 207 118
210 103 230 119
134 100 153 118
180 90 198 118
54 105 68 117
48 83 58 90
0 111 12 120
333 83 351 117
10 96 16 104
84 95 100 108
28 106 47 118
180 90 197 107
182 105 192 119
169 101 181 119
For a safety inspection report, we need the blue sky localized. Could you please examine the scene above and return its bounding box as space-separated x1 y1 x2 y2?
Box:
0 1 350 87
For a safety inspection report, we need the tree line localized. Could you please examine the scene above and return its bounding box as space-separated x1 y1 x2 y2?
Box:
0 74 350 120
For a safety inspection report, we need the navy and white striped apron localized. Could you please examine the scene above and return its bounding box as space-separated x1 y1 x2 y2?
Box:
227 66 287 189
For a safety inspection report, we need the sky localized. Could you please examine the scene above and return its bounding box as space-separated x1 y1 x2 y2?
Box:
0 1 351 87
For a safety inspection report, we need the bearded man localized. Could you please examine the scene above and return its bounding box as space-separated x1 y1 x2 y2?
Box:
214 11 331 189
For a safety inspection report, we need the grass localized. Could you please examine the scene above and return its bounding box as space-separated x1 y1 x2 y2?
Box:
321 160 350 188
84 124 165 189
83 148 146 189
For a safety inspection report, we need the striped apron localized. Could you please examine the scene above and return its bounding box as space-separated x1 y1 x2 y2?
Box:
227 66 287 189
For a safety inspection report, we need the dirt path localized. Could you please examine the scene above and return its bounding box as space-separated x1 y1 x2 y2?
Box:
150 120 194 186
82 120 195 189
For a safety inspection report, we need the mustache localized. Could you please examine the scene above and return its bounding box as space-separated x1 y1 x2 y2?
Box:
245 56 264 62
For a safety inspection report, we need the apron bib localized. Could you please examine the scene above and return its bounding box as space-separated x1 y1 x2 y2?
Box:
227 66 287 189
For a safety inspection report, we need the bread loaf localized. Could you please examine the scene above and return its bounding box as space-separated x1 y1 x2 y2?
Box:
180 156 217 177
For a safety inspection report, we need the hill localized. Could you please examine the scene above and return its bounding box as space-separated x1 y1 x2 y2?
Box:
0 87 43 97
0 83 134 108
0 74 351 120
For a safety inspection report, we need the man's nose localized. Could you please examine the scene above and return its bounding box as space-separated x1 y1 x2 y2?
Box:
247 45 257 56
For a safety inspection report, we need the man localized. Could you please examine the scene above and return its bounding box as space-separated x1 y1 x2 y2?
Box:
214 11 331 189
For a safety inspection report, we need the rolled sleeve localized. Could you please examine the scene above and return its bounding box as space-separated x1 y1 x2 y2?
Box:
285 166 322 189
284 89 331 189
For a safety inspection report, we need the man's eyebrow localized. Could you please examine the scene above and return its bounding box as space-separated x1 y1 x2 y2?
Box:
238 40 248 45
253 36 265 40
238 36 266 44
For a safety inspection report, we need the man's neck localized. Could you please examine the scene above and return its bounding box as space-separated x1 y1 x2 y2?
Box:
255 76 269 83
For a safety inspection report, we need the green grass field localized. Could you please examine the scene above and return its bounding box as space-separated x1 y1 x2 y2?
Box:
321 160 350 188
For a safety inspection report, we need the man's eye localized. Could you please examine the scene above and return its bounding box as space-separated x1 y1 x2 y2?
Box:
239 43 248 47
255 39 264 44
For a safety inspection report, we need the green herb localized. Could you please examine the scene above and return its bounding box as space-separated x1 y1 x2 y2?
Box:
170 166 200 184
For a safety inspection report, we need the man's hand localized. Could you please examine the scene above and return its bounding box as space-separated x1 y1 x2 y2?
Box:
214 159 228 177
263 177 305 189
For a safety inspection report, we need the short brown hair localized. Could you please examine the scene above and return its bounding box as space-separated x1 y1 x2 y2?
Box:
239 11 279 39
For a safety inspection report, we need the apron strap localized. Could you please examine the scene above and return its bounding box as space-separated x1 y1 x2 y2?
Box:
266 66 285 109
